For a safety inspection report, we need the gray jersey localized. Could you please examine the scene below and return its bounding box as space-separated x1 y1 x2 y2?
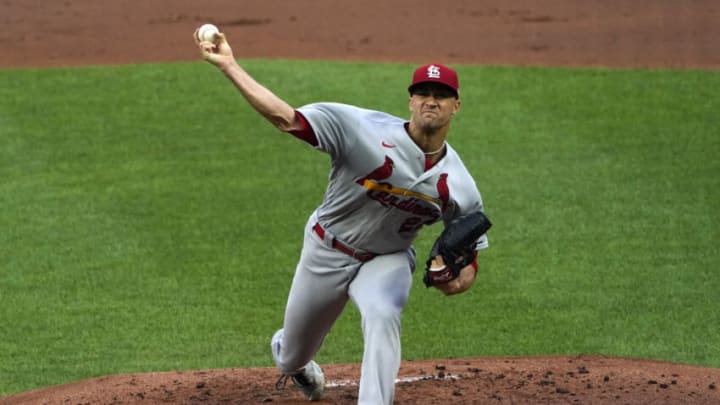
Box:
298 102 488 254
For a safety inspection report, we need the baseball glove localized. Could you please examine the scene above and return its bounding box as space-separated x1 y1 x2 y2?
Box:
423 211 492 287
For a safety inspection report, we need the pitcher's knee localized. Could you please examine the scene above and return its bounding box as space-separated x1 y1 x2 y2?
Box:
272 329 321 374
361 309 401 330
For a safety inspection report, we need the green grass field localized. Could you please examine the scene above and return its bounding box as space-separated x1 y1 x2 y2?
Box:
1 60 718 396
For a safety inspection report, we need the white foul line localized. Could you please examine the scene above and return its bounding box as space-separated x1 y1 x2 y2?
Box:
326 373 462 388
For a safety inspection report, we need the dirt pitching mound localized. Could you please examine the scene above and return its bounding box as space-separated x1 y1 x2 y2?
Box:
3 355 720 404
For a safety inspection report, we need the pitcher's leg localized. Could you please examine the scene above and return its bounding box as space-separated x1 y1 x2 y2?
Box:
273 261 351 373
348 250 415 405
272 219 361 374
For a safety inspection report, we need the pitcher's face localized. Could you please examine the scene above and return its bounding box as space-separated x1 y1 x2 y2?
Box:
408 83 460 131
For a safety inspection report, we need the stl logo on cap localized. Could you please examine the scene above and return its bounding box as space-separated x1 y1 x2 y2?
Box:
427 65 441 79
409 63 459 95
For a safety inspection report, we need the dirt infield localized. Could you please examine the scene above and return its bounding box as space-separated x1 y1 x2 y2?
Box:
4 356 720 405
2 0 720 404
2 0 719 69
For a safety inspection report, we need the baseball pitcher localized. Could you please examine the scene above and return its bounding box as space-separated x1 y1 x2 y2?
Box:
194 28 491 405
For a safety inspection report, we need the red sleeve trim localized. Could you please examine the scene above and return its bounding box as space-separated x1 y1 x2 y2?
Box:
471 251 478 274
289 110 319 146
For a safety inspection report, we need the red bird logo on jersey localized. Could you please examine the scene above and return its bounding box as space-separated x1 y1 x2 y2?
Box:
436 173 450 212
356 156 395 185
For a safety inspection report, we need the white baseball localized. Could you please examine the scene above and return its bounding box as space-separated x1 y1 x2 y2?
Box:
197 23 219 43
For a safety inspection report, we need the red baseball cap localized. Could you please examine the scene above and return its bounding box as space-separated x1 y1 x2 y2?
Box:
408 63 459 95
